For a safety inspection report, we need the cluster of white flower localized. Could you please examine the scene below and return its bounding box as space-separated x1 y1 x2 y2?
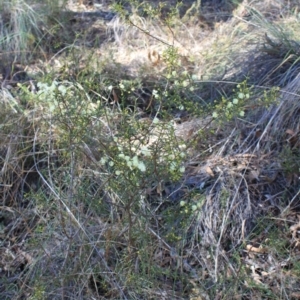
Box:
36 80 100 116
118 153 146 172
152 89 160 99
161 142 186 175
104 120 187 179
118 80 136 92
180 198 203 214
140 146 151 157
212 88 249 119
37 81 60 112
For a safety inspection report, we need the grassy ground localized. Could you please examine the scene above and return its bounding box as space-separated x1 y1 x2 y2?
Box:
0 0 300 299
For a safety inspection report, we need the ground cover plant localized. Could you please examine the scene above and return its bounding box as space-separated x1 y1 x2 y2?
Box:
0 0 300 299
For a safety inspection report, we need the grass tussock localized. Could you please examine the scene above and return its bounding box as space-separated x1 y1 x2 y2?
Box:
0 0 300 299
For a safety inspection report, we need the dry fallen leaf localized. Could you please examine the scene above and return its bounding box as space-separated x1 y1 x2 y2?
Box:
286 128 300 148
246 169 260 182
251 265 264 285
291 292 300 299
156 181 163 196
204 165 214 177
246 244 268 254
286 129 296 136
290 221 300 247
189 289 203 300
112 88 119 103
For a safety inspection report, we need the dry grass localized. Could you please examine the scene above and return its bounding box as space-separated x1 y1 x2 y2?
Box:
0 0 300 299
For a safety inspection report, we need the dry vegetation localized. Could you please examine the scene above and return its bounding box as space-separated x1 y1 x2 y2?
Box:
0 0 300 299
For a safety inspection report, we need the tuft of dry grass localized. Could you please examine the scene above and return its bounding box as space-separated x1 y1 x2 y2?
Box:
1 0 300 299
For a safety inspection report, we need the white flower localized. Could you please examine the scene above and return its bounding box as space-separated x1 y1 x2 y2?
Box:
232 98 238 104
132 156 139 167
178 105 184 111
137 161 146 172
169 161 177 171
172 71 177 77
238 93 245 99
58 85 67 96
37 82 44 89
179 166 185 173
87 103 98 112
109 161 114 167
118 153 125 159
227 102 233 108
115 170 122 175
154 94 160 99
191 205 197 211
180 201 186 207
182 80 189 87
212 112 218 118
50 81 58 90
152 117 159 124
49 103 56 112
168 154 175 160
239 110 245 117
167 121 174 129
100 157 107 165
119 83 125 89
140 146 151 157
